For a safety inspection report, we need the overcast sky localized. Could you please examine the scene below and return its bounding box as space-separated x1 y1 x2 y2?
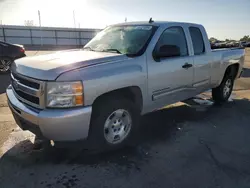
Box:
0 0 249 40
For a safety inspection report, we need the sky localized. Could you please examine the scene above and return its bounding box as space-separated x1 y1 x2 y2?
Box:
0 0 249 40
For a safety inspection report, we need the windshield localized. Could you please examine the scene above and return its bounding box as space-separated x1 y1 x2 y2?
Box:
84 25 157 56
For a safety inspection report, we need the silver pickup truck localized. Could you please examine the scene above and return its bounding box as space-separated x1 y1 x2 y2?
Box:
7 21 245 149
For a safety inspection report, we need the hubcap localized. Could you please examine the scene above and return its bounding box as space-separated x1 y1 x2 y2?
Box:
0 59 12 72
223 79 232 98
103 109 132 144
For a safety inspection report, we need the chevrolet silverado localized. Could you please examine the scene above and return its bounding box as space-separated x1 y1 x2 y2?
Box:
7 21 245 149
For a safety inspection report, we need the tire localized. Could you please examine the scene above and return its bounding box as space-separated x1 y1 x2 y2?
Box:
212 73 234 104
88 96 140 151
33 135 51 150
0 57 13 73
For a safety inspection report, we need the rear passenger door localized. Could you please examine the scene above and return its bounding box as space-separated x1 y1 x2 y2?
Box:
189 27 211 89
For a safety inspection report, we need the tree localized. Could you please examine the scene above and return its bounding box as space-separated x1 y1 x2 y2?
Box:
210 37 216 40
240 35 250 42
209 37 218 43
225 39 230 42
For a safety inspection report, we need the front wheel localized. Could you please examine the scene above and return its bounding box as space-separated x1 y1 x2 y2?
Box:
212 74 234 104
0 57 13 73
88 96 140 151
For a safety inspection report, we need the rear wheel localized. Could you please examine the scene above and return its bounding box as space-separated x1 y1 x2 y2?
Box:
88 96 140 151
212 73 234 104
0 57 12 73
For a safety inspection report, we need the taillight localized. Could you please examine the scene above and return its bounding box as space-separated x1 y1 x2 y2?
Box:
20 48 25 53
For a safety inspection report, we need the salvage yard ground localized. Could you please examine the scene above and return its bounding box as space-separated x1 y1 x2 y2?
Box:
0 49 250 188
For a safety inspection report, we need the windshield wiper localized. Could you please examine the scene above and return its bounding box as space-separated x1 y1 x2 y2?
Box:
84 47 125 55
101 49 122 54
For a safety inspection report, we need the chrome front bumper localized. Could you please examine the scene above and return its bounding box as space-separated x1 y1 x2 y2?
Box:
7 86 92 141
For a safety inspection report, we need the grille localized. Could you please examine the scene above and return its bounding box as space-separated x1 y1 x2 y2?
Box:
15 89 39 105
12 73 40 89
11 73 45 109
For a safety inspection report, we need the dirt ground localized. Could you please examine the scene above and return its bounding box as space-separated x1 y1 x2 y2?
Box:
0 49 250 188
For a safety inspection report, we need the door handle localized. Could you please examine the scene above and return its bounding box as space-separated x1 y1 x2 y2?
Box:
182 63 193 69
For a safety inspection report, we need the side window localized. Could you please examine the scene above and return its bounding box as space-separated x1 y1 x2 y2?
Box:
189 27 205 55
155 27 188 57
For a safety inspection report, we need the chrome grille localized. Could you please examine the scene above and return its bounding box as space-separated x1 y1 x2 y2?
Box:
11 73 45 109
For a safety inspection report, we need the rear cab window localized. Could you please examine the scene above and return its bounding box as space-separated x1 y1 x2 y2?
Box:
189 27 205 55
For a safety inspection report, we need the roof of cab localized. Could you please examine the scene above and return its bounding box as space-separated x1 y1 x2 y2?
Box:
113 21 202 28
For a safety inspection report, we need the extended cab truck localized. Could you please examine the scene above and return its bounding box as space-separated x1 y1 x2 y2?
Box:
7 21 245 149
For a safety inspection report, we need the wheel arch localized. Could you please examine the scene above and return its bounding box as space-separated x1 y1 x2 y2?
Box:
217 63 240 86
225 63 239 79
92 86 143 113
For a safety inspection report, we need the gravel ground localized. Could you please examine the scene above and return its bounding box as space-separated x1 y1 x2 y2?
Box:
0 49 250 188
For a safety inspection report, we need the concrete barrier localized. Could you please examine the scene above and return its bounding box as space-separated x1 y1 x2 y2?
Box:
0 25 101 47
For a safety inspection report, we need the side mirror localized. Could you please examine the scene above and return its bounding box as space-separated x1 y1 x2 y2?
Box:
154 45 181 59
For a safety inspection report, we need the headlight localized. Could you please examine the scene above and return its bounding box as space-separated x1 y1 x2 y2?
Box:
46 81 84 108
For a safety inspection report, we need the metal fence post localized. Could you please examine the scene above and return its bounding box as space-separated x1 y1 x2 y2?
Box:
55 30 58 45
78 31 81 46
30 28 33 45
2 27 6 42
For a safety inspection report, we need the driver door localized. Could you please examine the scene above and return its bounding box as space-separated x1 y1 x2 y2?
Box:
147 26 194 110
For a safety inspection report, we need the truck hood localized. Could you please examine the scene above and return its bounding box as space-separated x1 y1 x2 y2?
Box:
12 49 128 80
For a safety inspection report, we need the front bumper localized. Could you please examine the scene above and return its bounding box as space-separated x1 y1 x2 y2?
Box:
7 86 92 141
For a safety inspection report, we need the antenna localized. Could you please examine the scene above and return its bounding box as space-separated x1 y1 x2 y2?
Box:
149 17 154 23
